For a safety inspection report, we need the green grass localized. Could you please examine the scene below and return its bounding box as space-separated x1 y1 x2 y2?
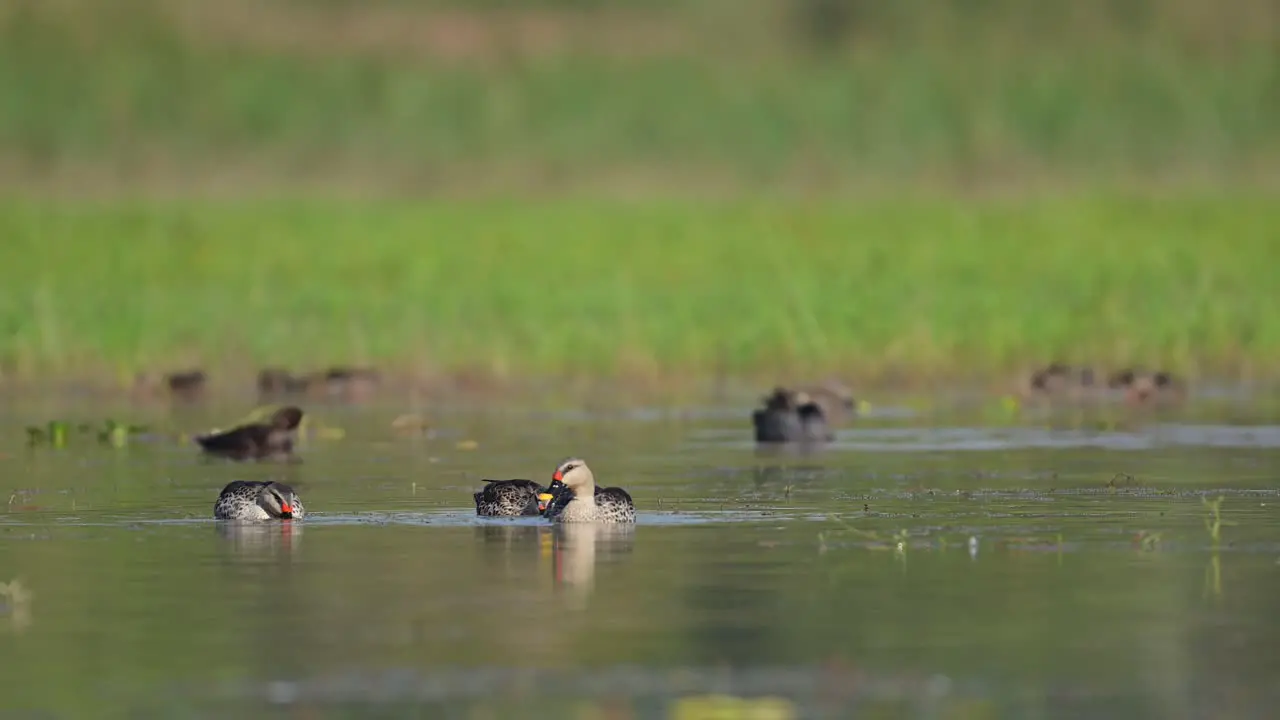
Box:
1 0 1277 194
2 195 1277 382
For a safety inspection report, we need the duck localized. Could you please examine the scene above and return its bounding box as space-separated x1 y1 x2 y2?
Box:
195 406 304 461
257 368 311 399
257 366 380 402
474 479 555 517
318 366 380 400
1108 368 1186 407
1020 363 1099 401
214 480 305 521
133 368 208 402
541 458 636 524
751 387 833 443
164 369 208 401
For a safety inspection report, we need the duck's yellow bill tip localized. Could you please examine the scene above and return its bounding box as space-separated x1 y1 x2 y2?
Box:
537 493 553 502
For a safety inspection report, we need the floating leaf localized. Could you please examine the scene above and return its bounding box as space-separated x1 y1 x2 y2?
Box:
47 421 68 448
391 414 429 434
108 425 129 448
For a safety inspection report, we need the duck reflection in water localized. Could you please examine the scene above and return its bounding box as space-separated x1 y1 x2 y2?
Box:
215 519 303 560
475 524 550 579
547 523 636 610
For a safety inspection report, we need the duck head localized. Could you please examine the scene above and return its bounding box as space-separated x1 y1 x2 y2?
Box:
258 481 303 519
547 457 595 504
270 406 305 431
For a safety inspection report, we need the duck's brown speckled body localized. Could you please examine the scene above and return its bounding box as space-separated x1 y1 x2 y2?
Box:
214 480 305 521
474 479 553 517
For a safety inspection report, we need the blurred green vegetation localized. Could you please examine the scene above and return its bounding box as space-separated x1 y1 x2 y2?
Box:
0 0 1276 194
2 1 1276 380
1 196 1276 380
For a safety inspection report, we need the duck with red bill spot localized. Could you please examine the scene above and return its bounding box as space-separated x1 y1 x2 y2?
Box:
214 481 306 521
542 458 636 524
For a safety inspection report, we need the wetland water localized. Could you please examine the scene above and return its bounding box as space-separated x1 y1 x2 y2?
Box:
2 392 1280 719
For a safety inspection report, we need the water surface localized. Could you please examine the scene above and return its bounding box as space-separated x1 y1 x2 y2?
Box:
2 394 1279 719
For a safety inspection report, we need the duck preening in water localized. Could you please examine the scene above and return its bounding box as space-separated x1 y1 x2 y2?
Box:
542 458 636 524
473 479 555 517
751 387 834 443
195 406 304 461
214 480 305 521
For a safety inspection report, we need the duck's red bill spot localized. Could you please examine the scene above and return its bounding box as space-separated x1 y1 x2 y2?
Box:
552 471 562 481
281 504 293 514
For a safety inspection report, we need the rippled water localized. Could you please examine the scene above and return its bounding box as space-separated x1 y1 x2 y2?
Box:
2 392 1280 719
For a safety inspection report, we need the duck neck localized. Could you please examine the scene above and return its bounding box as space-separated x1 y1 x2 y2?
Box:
573 481 596 503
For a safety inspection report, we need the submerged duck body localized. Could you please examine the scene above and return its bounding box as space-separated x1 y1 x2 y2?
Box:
751 387 833 443
474 479 554 517
195 406 304 461
214 480 305 521
542 458 636 524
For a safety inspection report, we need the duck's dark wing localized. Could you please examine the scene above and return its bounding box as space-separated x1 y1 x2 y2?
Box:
753 407 804 443
216 480 268 498
481 479 544 494
595 486 634 506
196 425 271 459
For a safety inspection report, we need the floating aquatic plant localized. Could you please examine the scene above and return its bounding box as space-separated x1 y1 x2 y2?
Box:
25 421 68 448
1202 495 1230 547
25 419 148 449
